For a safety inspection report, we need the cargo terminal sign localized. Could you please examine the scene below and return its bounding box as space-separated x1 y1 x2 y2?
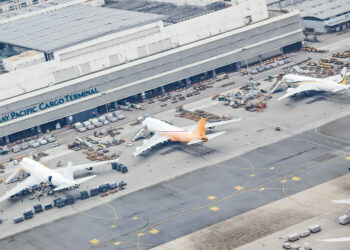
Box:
0 88 99 123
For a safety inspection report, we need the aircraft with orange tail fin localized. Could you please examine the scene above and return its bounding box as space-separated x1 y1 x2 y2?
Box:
133 117 241 156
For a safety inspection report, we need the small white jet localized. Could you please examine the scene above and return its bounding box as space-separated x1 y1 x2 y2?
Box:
277 67 349 100
0 157 118 202
133 117 241 156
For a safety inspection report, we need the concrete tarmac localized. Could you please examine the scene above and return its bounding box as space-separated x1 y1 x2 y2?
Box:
2 115 350 249
1 32 350 250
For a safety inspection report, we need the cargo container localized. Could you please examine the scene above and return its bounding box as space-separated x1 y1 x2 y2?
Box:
23 209 34 219
44 203 53 210
13 216 24 223
80 191 89 199
90 188 100 196
33 204 43 213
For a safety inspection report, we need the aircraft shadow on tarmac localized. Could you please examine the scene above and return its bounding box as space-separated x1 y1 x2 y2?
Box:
285 91 350 104
136 140 216 158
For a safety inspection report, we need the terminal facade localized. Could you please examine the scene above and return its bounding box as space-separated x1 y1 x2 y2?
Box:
0 0 303 144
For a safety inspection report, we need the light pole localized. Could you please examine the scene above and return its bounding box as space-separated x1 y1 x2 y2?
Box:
245 58 249 75
242 48 250 74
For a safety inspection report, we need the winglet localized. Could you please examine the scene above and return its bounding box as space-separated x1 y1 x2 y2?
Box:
193 118 206 138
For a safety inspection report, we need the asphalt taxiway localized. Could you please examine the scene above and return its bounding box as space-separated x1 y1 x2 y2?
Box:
1 32 350 249
2 114 350 250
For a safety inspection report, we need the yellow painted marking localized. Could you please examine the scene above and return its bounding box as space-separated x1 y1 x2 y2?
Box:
149 229 159 234
291 176 300 181
249 174 255 177
110 225 116 229
207 196 216 200
44 164 49 167
132 216 138 220
280 179 287 183
234 186 244 191
209 206 220 211
259 187 265 191
137 233 144 236
345 156 350 160
114 241 121 246
269 166 275 170
89 239 99 245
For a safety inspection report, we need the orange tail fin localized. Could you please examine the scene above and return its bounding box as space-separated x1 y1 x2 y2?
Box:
193 118 206 138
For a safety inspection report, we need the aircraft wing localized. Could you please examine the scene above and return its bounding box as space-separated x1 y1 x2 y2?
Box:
55 159 119 174
278 85 319 101
133 133 169 156
182 117 241 131
0 176 39 202
318 237 350 242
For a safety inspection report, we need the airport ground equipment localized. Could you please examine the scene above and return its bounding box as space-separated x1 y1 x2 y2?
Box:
119 181 127 190
90 188 100 197
13 216 24 223
64 196 75 205
33 204 43 213
288 233 299 242
299 231 310 238
308 224 321 233
339 215 350 225
23 209 34 219
303 243 312 250
53 198 65 208
80 191 89 199
112 162 128 173
109 183 118 190
44 203 53 210
99 184 110 193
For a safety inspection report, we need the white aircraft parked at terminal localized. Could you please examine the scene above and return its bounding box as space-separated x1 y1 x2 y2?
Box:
0 157 118 202
133 117 241 156
275 67 349 100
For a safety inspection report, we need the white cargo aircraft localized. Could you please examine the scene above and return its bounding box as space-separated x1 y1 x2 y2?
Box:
277 67 349 100
133 117 241 156
0 157 118 202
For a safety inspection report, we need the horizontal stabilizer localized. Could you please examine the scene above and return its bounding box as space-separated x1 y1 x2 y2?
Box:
5 168 21 184
53 175 96 191
187 138 202 145
187 131 226 145
75 175 96 185
206 131 226 140
53 183 73 192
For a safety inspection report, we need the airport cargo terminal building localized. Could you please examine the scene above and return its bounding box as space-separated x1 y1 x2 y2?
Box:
0 0 303 143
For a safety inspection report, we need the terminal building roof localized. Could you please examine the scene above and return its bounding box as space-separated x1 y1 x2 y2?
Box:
0 4 164 53
287 0 350 20
105 0 221 24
